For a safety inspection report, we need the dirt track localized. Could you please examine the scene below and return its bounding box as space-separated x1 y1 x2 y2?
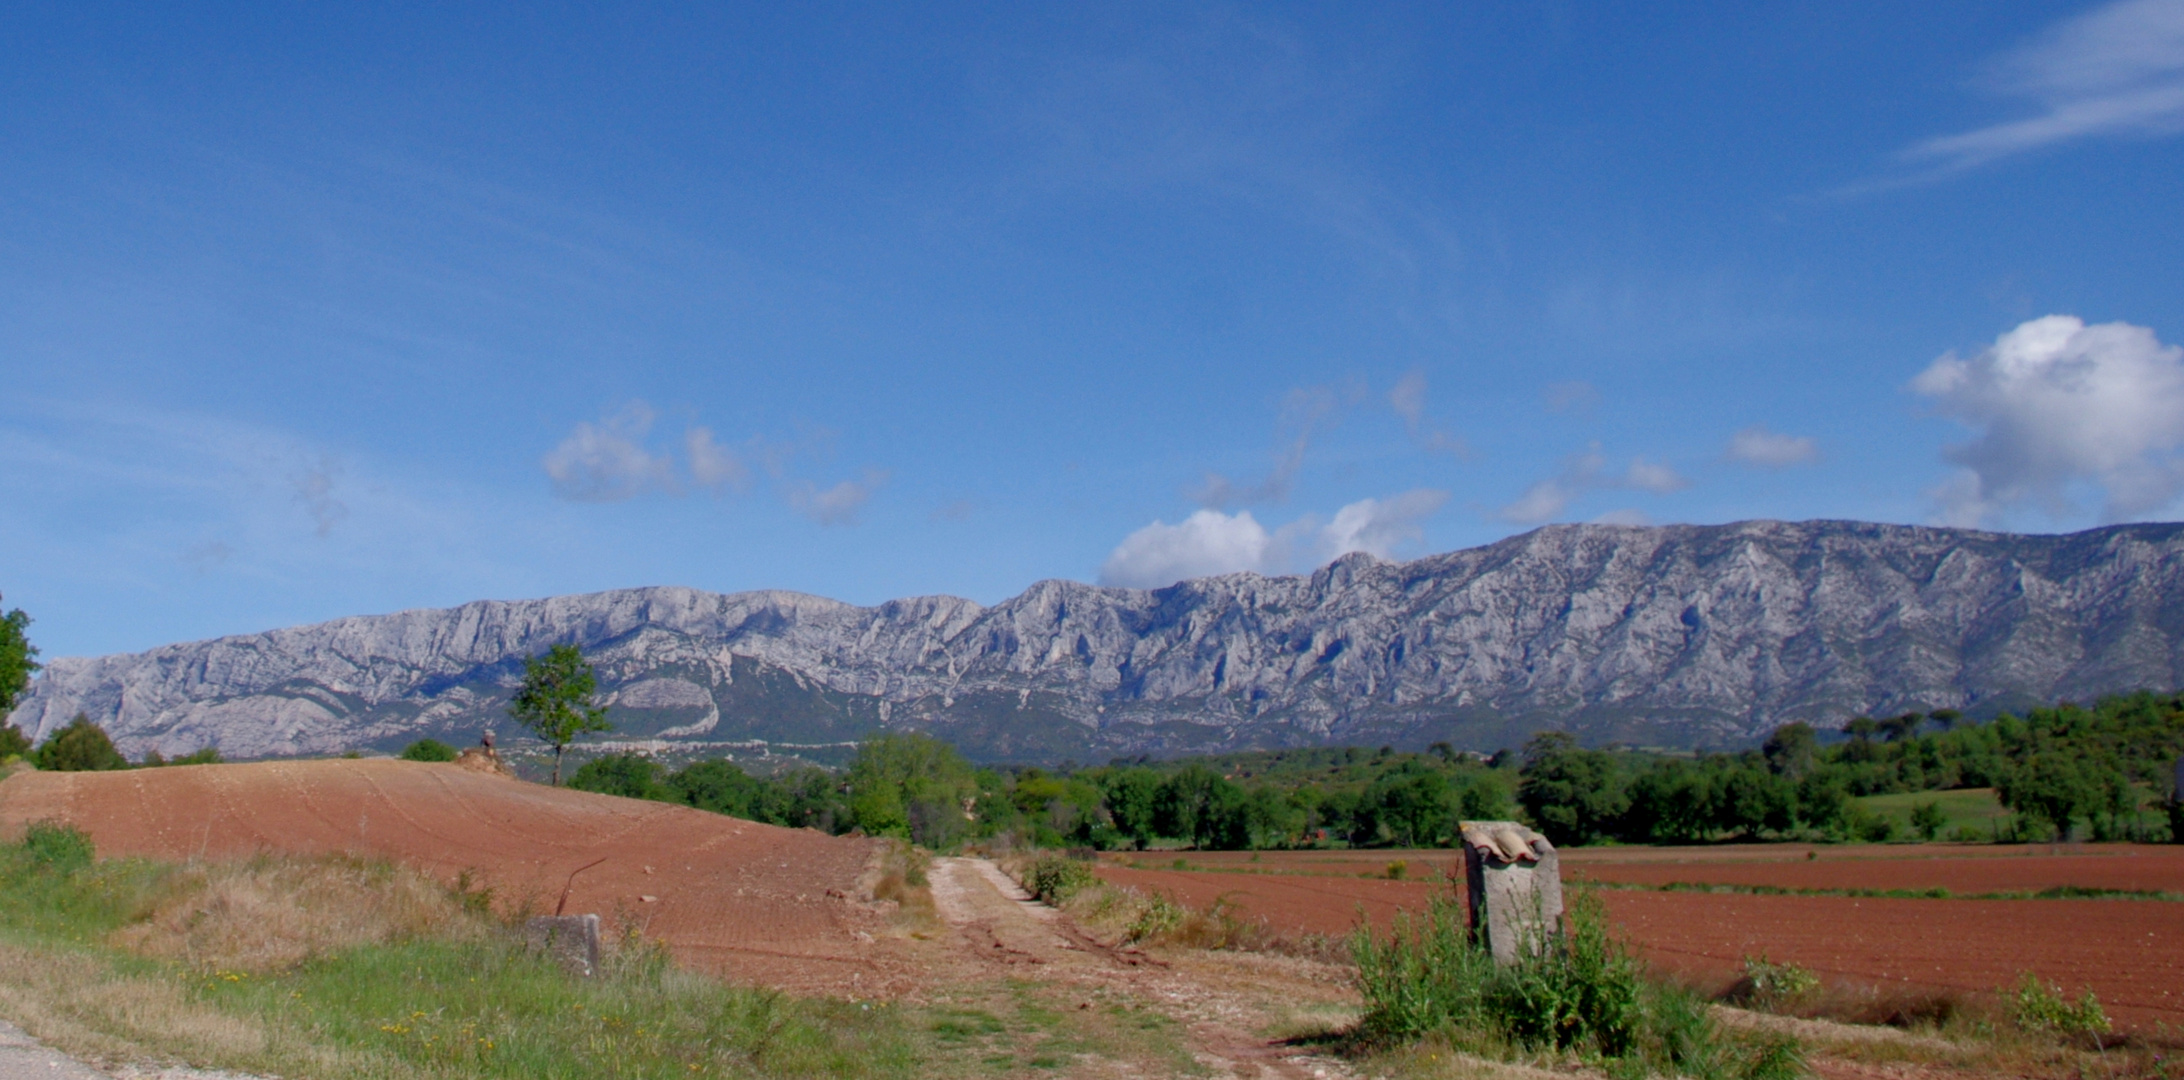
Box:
0 760 912 995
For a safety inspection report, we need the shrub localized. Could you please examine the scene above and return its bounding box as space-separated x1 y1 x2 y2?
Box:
22 820 95 872
1737 955 1820 1009
1023 853 1097 905
1351 887 1799 1078
31 714 129 772
399 738 459 763
0 722 29 760
2010 973 2110 1037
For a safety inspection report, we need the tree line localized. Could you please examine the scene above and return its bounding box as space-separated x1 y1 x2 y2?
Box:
1519 692 2184 845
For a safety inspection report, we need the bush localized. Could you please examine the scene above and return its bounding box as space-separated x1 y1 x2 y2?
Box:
31 714 129 772
22 820 95 873
1737 955 1820 1010
1351 888 1799 1077
0 722 29 760
399 738 459 763
2010 973 2110 1037
1023 853 1098 905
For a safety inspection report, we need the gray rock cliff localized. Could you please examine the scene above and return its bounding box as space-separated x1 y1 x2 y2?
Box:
11 520 2184 761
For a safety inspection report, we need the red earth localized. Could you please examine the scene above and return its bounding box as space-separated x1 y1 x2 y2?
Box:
1095 850 2184 1031
0 759 915 995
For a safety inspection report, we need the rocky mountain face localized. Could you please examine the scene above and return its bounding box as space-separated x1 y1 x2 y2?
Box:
11 520 2184 763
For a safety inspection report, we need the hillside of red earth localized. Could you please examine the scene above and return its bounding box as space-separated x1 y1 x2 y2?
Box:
0 759 918 996
1096 846 2184 1031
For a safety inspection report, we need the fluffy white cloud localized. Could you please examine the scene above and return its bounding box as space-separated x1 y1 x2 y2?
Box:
1099 490 1448 588
1907 0 2184 171
1726 425 1819 467
1915 314 2184 524
1497 444 1685 524
542 402 675 502
1313 489 1449 563
1100 509 1275 587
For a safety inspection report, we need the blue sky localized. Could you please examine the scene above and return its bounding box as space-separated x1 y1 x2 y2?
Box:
5 1 2184 659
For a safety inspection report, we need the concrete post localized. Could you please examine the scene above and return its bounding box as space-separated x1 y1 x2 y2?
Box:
1459 820 1562 965
524 914 602 977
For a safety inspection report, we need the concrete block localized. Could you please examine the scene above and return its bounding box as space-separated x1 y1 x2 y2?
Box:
1459 820 1562 965
524 914 601 977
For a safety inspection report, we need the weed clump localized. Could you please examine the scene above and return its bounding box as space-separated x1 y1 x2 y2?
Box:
23 819 96 872
2009 973 2110 1038
1022 853 1097 904
1351 888 1801 1079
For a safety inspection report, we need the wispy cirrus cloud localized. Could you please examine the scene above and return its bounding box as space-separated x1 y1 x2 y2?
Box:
1388 370 1470 456
1192 381 1362 507
1497 444 1688 525
542 402 886 524
1905 0 2184 172
1725 425 1819 468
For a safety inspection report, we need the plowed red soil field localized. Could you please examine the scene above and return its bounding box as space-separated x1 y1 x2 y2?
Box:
0 760 912 995
1096 849 2184 1031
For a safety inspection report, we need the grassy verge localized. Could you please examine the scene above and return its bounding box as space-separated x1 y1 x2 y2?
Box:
1008 852 1347 961
0 823 939 1079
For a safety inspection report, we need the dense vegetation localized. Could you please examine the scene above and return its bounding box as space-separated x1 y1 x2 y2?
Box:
1521 692 2184 845
571 692 2184 850
569 735 1520 850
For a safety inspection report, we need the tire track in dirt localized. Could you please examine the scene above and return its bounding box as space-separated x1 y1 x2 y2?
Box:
928 857 1357 1079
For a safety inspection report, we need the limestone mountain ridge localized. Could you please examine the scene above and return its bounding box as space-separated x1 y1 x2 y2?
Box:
11 519 2184 762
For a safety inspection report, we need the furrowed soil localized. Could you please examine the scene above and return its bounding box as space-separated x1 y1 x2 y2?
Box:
0 762 1366 1077
0 759 914 995
1096 846 2184 1031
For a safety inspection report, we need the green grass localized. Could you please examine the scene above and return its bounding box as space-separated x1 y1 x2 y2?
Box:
1852 787 2009 839
0 829 937 1078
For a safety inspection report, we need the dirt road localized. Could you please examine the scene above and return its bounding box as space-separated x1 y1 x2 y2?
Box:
927 857 1359 1079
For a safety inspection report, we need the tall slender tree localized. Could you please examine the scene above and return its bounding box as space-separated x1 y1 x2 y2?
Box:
0 595 40 757
507 643 611 785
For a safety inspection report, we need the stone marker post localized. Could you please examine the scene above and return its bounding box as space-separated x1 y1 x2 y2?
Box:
1459 820 1562 965
524 914 602 977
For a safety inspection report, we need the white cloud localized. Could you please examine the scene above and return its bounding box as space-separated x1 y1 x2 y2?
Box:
542 402 676 502
684 426 749 493
1623 457 1688 493
1099 489 1448 588
790 470 888 526
1906 0 2184 171
1914 314 2184 524
1497 444 1684 524
1100 509 1275 587
1726 425 1819 468
1313 489 1449 562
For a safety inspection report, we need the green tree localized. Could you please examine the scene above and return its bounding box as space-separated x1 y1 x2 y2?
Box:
0 596 39 756
844 732 978 847
1908 800 1946 841
1517 732 1630 846
669 759 763 818
568 752 672 801
1999 754 2091 840
1761 722 1819 777
399 738 459 762
31 714 129 772
0 598 37 713
507 643 611 785
1092 767 1162 849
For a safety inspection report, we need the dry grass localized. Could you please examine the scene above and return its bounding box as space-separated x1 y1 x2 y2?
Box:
1028 871 1350 963
865 840 942 938
108 854 484 973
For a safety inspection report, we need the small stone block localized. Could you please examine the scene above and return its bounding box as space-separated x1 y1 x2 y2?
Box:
1459 820 1562 965
524 914 601 977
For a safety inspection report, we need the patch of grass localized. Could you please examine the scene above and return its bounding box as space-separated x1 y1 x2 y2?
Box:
1851 788 2008 839
1021 853 1098 905
0 830 955 1078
